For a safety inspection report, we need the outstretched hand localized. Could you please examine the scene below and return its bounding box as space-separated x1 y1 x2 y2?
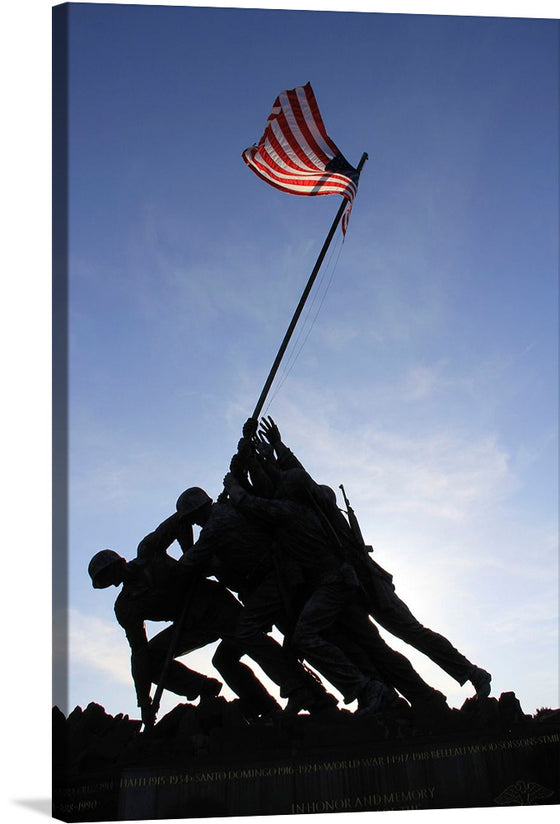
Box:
252 433 275 461
259 416 281 446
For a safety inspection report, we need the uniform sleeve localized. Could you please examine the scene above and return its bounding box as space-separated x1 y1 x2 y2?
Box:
274 441 304 471
175 518 194 554
246 452 277 498
227 477 293 523
136 513 187 560
178 528 216 571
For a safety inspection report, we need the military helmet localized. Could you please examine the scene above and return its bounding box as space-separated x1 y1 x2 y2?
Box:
88 549 123 588
176 487 213 518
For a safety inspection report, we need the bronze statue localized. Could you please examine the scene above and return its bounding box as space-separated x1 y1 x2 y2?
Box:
88 507 279 729
255 417 492 700
177 485 339 716
89 416 491 725
222 428 452 717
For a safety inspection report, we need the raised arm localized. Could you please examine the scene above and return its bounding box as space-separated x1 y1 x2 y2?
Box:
178 525 217 572
223 471 293 523
259 417 304 471
136 512 193 560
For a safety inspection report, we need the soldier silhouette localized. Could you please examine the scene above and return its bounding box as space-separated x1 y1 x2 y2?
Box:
177 483 339 717
254 417 492 701
219 423 453 718
88 501 279 729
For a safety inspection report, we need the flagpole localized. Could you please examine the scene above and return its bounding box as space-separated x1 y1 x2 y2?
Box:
251 151 369 421
153 153 368 723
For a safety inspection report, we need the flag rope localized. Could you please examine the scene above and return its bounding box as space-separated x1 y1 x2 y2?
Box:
262 231 344 414
251 151 368 422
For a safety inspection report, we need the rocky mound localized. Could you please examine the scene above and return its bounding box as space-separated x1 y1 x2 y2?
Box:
53 692 559 781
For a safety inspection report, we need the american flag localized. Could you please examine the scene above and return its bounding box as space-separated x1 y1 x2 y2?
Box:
242 83 360 234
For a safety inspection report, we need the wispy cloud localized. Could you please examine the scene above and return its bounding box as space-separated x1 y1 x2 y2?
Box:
258 385 512 524
399 361 451 401
66 608 131 687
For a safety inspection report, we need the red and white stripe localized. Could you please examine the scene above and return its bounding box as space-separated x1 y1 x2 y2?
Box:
242 83 358 233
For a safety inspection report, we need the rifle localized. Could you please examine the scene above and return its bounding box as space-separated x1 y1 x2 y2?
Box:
339 484 372 553
338 484 393 586
148 575 198 730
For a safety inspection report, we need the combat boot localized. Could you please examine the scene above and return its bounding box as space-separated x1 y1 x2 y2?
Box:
356 679 392 715
468 666 492 699
197 678 222 703
284 685 337 718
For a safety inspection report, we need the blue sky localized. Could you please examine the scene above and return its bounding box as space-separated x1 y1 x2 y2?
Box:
51 2 558 725
0 0 557 820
